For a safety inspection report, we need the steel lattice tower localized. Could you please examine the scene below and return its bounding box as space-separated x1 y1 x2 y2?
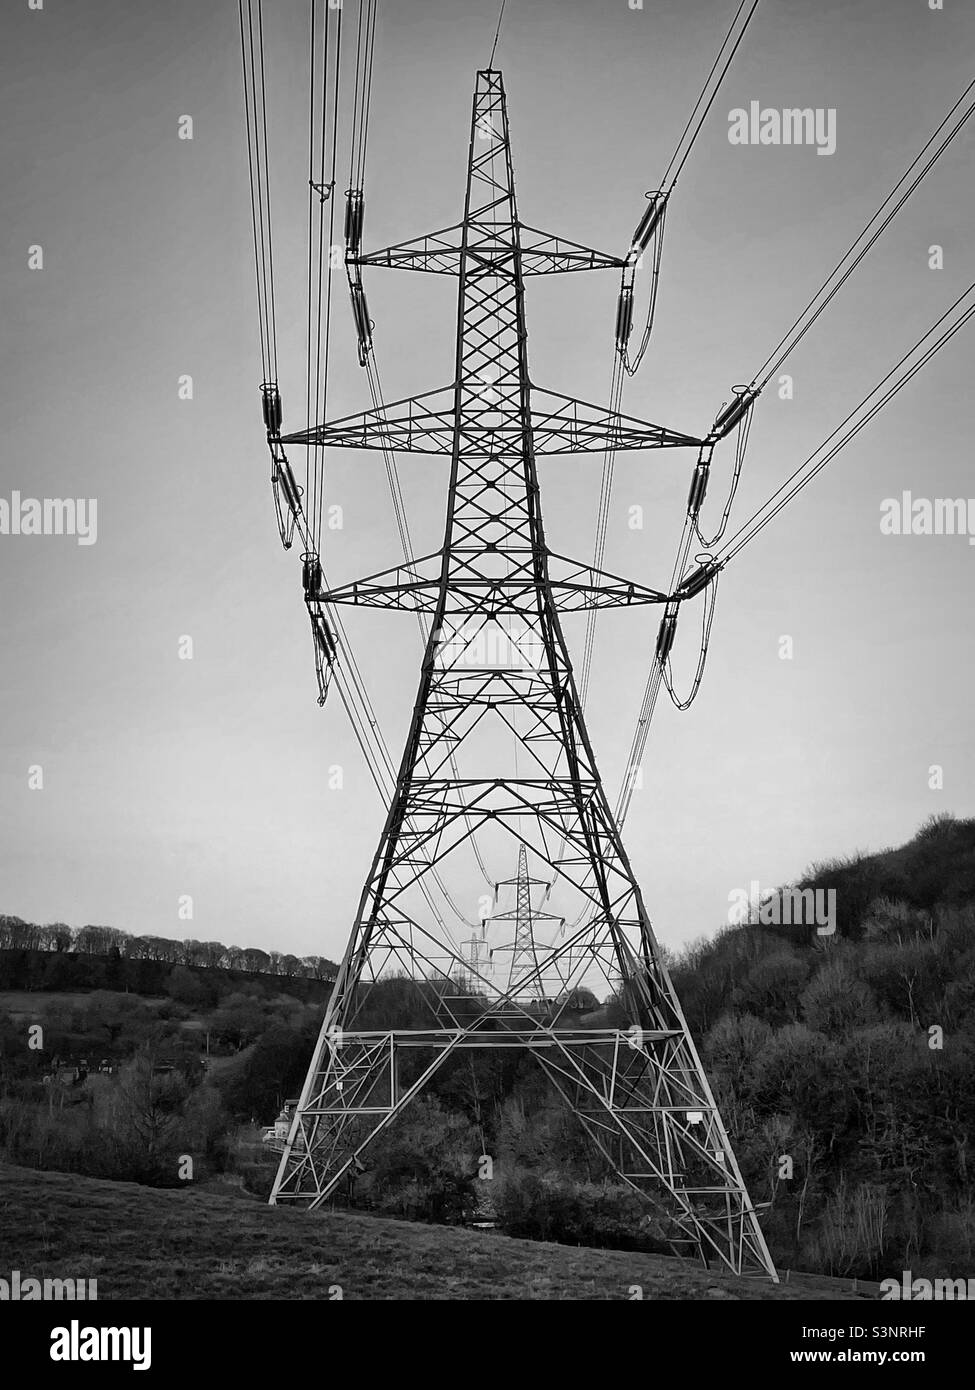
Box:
486 846 562 997
270 69 776 1281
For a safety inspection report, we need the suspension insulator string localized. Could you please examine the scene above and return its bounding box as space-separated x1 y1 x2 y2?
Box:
660 567 721 711
691 392 756 549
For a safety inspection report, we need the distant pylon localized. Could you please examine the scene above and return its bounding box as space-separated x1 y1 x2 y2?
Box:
270 69 777 1281
484 846 563 1001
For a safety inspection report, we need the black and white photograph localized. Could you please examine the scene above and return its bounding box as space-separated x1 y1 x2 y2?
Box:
2 0 973 1357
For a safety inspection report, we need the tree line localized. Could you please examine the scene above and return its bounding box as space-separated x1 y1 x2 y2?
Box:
0 915 337 983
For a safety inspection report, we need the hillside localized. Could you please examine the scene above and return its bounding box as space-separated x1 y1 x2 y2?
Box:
797 812 975 939
662 813 975 1279
0 1165 870 1300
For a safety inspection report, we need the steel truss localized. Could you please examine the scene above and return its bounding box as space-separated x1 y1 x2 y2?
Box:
271 69 776 1281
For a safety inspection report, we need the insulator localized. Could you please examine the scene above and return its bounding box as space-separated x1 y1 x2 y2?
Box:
311 610 338 662
712 385 759 440
655 609 678 664
302 552 323 598
631 191 667 254
615 286 634 348
677 558 721 601
687 461 710 517
275 457 302 518
309 610 337 707
270 458 300 551
351 283 373 356
311 609 338 674
345 189 364 256
261 384 282 435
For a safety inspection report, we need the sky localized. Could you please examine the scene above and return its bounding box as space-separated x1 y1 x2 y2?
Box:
1 0 974 965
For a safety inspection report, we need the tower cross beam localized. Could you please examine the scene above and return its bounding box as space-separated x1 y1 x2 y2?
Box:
280 383 700 454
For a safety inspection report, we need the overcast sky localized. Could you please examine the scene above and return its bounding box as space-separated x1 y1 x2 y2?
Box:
2 0 973 963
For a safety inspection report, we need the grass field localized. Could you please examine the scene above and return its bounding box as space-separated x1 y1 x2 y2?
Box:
0 1165 877 1300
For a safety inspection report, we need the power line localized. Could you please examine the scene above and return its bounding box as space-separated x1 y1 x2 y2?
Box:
719 281 975 564
754 75 975 389
662 0 760 192
604 75 975 832
581 0 760 710
240 2 482 937
610 281 975 830
238 0 273 380
489 0 508 69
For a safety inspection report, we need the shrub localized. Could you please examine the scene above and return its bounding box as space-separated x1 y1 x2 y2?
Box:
493 1171 663 1254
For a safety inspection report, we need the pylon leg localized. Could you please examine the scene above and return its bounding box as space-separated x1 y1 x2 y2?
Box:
272 1032 458 1206
533 1037 776 1278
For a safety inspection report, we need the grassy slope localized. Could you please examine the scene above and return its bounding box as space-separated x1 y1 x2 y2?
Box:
0 1165 874 1301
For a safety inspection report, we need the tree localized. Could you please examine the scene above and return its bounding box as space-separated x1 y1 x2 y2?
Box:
702 1012 772 1095
146 936 182 965
34 923 73 952
86 991 152 1048
41 952 77 991
110 1052 190 1182
182 1084 230 1160
210 993 266 1049
166 966 206 1008
198 941 228 969
800 959 880 1036
303 955 339 982
751 1023 850 1139
179 939 207 968
0 916 40 950
731 949 810 1025
861 938 948 1026
75 925 119 955
240 948 271 974
217 1018 318 1119
362 1094 478 1223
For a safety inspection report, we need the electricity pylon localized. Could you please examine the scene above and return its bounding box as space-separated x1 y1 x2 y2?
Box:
270 69 776 1281
485 846 563 999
